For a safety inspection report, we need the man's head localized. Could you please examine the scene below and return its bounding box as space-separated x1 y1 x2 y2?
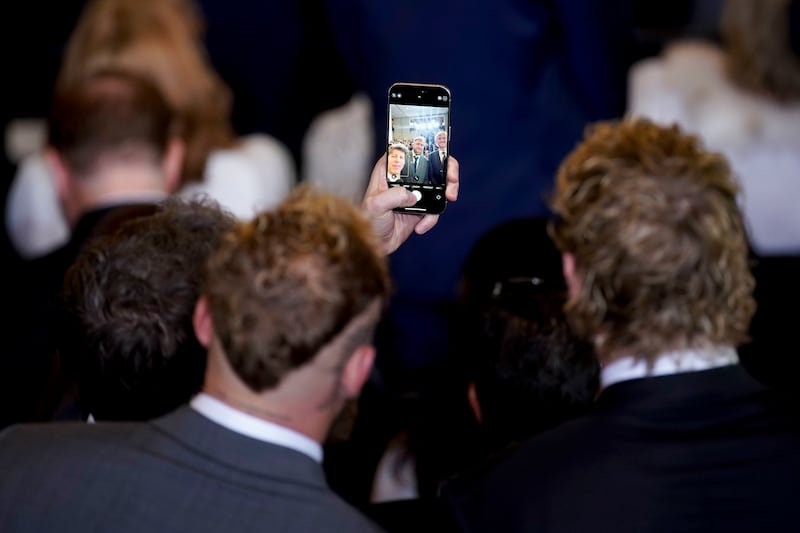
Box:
435 131 447 151
549 118 755 363
387 143 407 177
61 196 237 420
457 217 598 450
411 136 426 155
46 68 183 224
195 185 391 439
57 0 233 184
468 305 599 447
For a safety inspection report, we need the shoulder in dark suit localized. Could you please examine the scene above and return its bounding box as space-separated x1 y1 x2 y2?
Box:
443 365 800 533
428 152 446 185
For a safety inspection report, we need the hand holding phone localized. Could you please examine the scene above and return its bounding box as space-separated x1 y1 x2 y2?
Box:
363 151 460 255
387 82 451 214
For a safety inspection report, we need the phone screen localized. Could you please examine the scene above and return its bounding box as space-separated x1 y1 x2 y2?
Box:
387 83 451 214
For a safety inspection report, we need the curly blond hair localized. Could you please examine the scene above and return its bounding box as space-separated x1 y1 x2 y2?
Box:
203 185 391 392
548 118 755 362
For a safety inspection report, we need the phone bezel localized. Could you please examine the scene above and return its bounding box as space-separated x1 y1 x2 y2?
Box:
386 82 451 215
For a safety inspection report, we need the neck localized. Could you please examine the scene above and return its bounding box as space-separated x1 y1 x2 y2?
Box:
203 346 339 443
67 164 169 225
203 385 296 423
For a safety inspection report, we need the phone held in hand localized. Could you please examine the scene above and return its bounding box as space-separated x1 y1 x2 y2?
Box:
387 82 451 214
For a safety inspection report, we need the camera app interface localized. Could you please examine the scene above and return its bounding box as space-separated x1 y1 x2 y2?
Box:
387 87 449 201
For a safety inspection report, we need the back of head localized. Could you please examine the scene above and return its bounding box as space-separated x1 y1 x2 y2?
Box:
58 0 233 182
473 305 598 448
458 217 566 314
388 143 408 156
457 217 599 449
61 196 237 420
549 118 756 362
203 185 392 393
48 68 175 178
721 0 800 102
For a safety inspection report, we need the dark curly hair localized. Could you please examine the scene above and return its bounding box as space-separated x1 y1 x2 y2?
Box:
61 195 237 420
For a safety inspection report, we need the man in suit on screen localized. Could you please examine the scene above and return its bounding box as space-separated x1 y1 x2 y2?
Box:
428 130 448 185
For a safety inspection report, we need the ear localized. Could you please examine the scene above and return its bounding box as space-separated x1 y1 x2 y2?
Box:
339 345 375 399
45 147 81 225
162 137 185 193
192 296 214 348
562 252 580 299
45 147 71 204
467 381 482 424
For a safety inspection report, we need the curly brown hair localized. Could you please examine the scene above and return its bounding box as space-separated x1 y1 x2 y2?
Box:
548 118 756 362
203 185 392 392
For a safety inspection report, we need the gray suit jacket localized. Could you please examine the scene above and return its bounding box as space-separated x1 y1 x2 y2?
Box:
0 406 384 532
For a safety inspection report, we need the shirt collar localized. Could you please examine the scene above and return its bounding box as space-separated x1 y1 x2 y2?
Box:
190 393 323 463
601 346 739 389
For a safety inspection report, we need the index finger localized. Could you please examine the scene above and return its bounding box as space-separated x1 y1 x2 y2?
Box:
445 155 459 202
364 153 389 198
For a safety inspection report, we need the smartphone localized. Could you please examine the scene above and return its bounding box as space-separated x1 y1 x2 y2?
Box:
387 82 451 214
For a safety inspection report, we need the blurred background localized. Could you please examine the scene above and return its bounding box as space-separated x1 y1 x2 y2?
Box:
0 0 736 388
5 0 800 515
5 0 796 407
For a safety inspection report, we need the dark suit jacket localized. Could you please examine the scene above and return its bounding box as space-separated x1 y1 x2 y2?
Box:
443 365 800 533
428 152 446 185
0 406 384 532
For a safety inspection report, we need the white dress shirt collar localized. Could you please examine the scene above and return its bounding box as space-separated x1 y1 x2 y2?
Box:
601 346 739 389
190 393 323 463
